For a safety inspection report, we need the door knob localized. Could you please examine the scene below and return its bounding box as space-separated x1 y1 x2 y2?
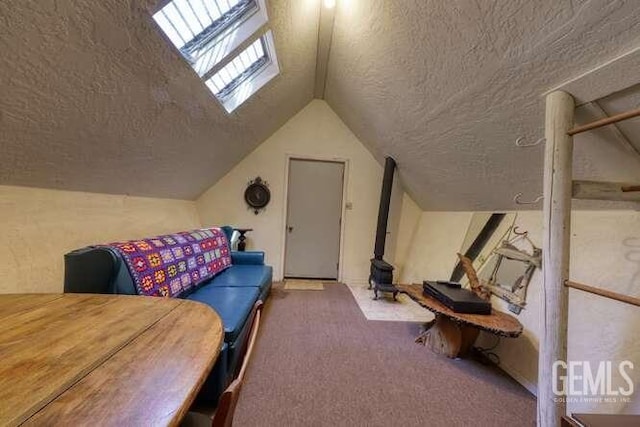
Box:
288 226 294 233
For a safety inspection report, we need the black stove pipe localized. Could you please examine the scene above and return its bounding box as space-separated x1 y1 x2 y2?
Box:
374 157 396 260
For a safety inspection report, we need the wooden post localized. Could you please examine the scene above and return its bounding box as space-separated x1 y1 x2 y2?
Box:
539 91 574 427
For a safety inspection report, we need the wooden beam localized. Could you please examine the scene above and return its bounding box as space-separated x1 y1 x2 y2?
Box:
622 185 640 192
572 180 640 202
540 91 574 427
314 3 336 99
545 46 640 106
566 280 640 308
568 107 640 136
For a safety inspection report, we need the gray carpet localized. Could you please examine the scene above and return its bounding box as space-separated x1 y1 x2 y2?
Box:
234 283 536 426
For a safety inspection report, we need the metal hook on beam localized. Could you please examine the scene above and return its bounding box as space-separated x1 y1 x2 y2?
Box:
515 137 545 147
514 192 544 205
512 226 528 236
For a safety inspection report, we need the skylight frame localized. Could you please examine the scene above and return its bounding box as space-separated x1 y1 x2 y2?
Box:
179 0 258 61
152 0 264 76
150 1 280 115
205 37 270 99
205 30 280 114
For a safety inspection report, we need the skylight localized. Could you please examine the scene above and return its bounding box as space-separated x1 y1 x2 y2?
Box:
151 0 279 114
153 0 259 75
154 0 253 50
205 31 279 113
205 38 267 98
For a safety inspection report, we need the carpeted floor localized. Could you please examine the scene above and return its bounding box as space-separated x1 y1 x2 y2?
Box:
234 283 536 426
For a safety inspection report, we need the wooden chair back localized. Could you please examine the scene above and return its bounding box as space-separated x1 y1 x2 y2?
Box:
211 300 264 427
182 300 264 427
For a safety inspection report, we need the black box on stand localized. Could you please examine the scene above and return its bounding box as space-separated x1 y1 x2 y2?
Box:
423 281 491 315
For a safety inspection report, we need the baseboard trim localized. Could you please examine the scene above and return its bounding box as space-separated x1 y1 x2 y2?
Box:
500 361 537 397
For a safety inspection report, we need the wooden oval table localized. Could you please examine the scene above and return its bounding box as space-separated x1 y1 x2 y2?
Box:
0 294 223 427
397 284 523 358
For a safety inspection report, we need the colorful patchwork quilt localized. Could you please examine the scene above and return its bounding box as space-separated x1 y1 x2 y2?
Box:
109 227 232 298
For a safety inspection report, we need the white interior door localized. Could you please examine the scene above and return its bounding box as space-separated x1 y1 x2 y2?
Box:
284 159 344 279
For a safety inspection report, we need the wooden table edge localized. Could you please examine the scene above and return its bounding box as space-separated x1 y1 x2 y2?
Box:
0 293 65 320
168 300 225 426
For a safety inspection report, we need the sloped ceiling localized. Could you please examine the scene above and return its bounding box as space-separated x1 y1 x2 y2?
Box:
325 0 640 210
2 0 640 210
0 0 319 199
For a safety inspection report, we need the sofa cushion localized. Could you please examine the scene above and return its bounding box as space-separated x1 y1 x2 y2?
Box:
208 265 272 290
186 286 260 342
231 251 265 265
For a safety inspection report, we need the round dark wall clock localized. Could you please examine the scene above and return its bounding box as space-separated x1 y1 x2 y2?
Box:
245 177 271 214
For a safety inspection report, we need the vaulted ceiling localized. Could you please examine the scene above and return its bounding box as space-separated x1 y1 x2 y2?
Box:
0 0 318 199
1 0 640 210
324 0 640 210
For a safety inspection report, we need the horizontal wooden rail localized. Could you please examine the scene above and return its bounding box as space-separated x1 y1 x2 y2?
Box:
572 180 640 202
565 280 640 308
568 106 640 136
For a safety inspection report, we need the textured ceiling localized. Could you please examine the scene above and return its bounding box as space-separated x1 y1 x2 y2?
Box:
0 0 319 199
325 0 640 210
2 0 640 210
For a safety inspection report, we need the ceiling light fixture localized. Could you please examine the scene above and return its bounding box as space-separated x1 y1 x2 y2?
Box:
324 0 336 9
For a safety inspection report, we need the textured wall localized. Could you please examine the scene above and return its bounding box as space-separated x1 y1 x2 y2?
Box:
399 208 640 414
0 0 319 199
325 0 640 210
0 185 201 293
196 100 405 283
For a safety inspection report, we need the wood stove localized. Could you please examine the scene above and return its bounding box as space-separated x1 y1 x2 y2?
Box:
369 156 399 300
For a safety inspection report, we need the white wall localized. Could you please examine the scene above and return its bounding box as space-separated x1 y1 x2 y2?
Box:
399 207 640 414
391 193 422 281
196 100 402 283
0 185 201 293
400 211 473 285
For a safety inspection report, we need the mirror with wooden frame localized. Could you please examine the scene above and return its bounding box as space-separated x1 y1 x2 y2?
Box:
453 213 541 314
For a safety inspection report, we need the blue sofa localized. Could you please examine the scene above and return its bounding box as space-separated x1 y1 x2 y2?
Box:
63 226 271 404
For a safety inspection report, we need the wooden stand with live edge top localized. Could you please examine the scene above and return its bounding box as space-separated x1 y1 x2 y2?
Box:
397 284 523 358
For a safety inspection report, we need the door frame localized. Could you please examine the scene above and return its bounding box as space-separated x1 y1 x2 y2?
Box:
280 154 349 282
